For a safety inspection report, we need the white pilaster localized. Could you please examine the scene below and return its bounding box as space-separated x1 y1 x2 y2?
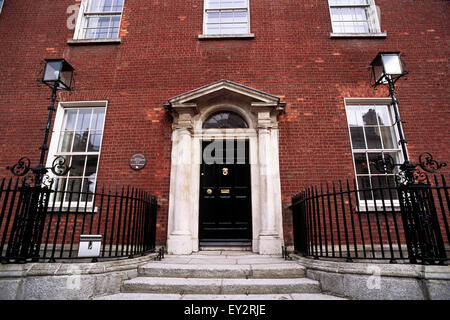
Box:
257 112 283 255
167 114 195 254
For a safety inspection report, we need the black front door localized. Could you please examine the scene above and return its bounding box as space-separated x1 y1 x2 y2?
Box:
199 140 252 246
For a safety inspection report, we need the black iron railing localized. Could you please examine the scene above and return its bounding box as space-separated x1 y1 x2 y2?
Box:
291 175 450 264
0 178 158 263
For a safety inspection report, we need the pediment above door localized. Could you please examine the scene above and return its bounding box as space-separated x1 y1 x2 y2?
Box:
165 80 285 130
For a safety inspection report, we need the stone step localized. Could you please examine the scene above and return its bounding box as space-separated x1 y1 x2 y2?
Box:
138 263 306 279
95 293 347 300
122 277 321 295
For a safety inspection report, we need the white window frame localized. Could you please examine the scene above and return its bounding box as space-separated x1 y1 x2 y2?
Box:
199 0 254 39
344 98 406 211
72 0 124 42
328 0 386 38
0 0 4 14
46 101 108 210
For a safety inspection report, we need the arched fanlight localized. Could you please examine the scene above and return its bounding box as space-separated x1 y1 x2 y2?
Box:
203 111 249 129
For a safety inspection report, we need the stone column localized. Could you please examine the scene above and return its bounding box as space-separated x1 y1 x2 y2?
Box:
167 113 194 254
257 112 282 254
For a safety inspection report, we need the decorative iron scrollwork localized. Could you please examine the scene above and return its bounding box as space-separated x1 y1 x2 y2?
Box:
418 152 447 173
7 157 31 177
51 156 71 176
7 156 71 187
42 175 54 188
370 152 446 185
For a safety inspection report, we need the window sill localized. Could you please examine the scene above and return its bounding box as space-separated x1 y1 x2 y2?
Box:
67 38 122 45
47 205 98 214
330 32 387 39
198 33 255 40
357 205 401 213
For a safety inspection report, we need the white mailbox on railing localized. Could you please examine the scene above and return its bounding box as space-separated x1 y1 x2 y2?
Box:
78 235 102 258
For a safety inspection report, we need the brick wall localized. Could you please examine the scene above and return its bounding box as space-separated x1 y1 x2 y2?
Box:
0 0 448 246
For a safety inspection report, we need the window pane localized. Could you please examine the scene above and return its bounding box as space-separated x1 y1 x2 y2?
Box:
221 24 235 34
332 22 344 33
354 153 369 174
385 152 401 174
354 8 367 21
64 109 77 131
85 156 99 177
221 10 234 23
346 107 361 126
342 8 353 21
375 106 392 126
206 11 220 23
54 178 67 202
91 109 105 130
88 0 124 12
234 10 247 22
365 127 382 149
206 24 220 34
84 15 119 39
82 177 96 201
58 132 74 152
88 132 103 152
76 109 92 130
66 178 82 201
111 15 121 27
372 175 397 200
357 176 373 200
221 0 234 8
69 155 86 177
361 107 378 125
380 126 396 149
203 112 248 129
233 0 247 7
368 153 384 174
350 127 366 149
356 22 369 33
330 0 368 5
72 131 89 152
232 23 248 34
207 0 221 9
330 8 342 21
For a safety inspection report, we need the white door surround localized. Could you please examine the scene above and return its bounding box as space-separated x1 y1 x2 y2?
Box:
165 80 285 255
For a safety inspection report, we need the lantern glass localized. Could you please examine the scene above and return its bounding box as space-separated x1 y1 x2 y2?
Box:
59 67 73 89
371 54 385 84
371 52 405 86
381 54 403 76
43 60 63 82
42 59 74 90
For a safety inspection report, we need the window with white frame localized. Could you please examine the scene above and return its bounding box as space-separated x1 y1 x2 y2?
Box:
51 106 106 203
345 102 403 203
328 0 382 35
203 0 250 35
0 0 4 14
74 0 124 40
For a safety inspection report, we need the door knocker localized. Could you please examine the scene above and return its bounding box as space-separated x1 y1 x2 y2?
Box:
222 168 229 176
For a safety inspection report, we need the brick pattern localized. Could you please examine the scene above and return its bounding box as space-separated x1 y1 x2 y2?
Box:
0 1 448 247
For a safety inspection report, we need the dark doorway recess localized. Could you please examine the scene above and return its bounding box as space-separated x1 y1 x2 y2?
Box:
199 140 252 246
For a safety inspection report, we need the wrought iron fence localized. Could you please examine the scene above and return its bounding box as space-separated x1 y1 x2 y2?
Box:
0 177 158 263
291 175 450 264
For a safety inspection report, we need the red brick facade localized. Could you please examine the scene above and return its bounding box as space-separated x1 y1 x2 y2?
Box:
0 0 448 247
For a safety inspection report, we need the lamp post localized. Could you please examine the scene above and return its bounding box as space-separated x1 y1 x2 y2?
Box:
3 59 74 263
7 59 74 186
370 52 447 264
370 52 446 184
